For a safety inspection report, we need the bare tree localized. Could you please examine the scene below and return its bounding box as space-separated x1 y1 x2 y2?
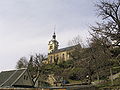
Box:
16 57 28 69
27 54 46 85
91 0 120 46
68 35 112 83
89 36 112 80
68 36 84 61
16 53 46 86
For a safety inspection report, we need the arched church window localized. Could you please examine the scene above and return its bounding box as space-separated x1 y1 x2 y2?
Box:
62 54 65 60
56 55 59 60
54 55 58 64
50 56 52 63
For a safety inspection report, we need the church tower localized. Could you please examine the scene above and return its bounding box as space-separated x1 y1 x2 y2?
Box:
48 32 59 53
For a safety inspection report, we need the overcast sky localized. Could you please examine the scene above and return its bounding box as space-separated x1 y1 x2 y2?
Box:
0 0 100 71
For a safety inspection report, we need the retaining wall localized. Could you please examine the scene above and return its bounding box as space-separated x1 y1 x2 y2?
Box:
0 85 98 90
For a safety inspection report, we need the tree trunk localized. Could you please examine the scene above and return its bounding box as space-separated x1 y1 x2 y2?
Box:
110 68 114 85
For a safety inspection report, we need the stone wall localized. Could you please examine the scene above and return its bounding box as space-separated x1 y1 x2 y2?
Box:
0 86 99 90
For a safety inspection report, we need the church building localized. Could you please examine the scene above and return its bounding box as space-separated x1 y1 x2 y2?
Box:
47 32 76 64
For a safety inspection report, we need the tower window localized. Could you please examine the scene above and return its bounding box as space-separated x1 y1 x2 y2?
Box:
49 46 53 49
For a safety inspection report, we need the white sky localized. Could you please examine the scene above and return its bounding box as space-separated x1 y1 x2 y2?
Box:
0 0 100 71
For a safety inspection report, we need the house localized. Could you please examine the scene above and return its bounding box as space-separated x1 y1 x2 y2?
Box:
0 68 34 88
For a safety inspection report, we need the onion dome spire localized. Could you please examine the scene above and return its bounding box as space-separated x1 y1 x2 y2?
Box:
52 26 56 39
53 32 56 39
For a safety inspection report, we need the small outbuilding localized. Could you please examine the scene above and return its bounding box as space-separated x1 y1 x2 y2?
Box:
0 68 34 88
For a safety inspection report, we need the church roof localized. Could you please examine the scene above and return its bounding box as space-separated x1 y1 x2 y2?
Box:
48 44 80 54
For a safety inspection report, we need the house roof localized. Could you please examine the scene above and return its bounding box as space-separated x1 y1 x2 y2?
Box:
0 68 33 87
